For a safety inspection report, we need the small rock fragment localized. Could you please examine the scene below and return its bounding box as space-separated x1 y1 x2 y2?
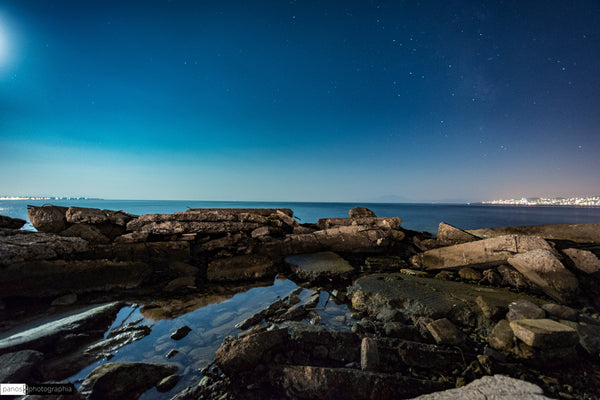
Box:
426 318 465 345
170 326 192 341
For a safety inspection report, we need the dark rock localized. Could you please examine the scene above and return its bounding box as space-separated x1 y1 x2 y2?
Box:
207 254 275 282
458 267 482 281
171 326 192 340
65 206 136 226
60 224 110 243
488 320 516 353
27 205 69 233
156 374 182 392
166 349 179 359
541 303 578 321
562 248 600 274
285 251 354 281
364 256 406 272
0 302 121 354
510 319 579 348
85 325 151 358
475 295 507 321
113 231 150 243
0 230 88 266
409 374 550 400
348 273 542 328
481 269 502 285
436 222 478 245
0 350 43 382
426 318 465 345
506 300 545 322
79 362 178 400
164 276 196 292
411 235 556 270
349 207 377 218
51 293 78 306
215 328 287 374
0 215 26 229
497 265 530 290
575 322 600 356
360 337 380 371
467 222 600 244
0 259 150 299
277 365 447 400
508 249 579 302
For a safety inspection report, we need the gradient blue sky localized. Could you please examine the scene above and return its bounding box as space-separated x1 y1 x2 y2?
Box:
1 0 599 202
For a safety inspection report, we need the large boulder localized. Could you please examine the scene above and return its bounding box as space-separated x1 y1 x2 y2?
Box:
507 249 579 302
27 205 69 233
0 215 26 229
467 223 600 244
411 235 556 271
349 207 377 218
79 362 178 400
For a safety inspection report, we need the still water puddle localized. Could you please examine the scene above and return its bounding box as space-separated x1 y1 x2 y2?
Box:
69 277 355 399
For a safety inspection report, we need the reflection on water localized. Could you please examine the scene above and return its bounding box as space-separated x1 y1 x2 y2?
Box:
69 277 355 399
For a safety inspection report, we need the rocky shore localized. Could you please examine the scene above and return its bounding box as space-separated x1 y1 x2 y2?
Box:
1 205 600 399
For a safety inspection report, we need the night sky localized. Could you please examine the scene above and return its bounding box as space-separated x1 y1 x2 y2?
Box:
1 1 599 202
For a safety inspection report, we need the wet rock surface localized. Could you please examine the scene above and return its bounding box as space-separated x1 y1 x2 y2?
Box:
2 206 600 399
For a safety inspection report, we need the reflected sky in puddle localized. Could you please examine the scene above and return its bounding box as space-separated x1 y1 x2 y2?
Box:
70 277 355 399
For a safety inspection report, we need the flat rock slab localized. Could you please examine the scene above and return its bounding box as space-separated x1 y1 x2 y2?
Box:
509 318 578 348
0 302 122 354
348 273 542 325
411 235 556 270
409 374 550 399
285 252 354 280
467 222 600 244
508 249 578 302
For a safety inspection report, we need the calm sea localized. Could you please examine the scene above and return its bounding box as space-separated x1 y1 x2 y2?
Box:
2 199 600 234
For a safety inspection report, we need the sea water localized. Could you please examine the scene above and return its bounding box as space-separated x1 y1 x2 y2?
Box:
3 199 600 234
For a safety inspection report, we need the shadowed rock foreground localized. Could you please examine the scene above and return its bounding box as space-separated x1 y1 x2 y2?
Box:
1 207 600 399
